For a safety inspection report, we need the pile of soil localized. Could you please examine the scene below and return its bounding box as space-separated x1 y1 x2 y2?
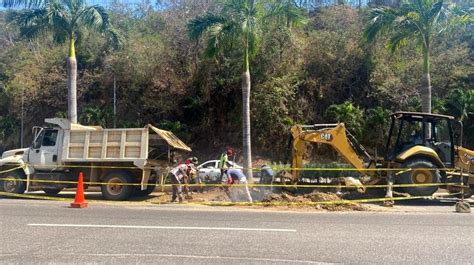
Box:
147 187 366 211
261 191 366 211
148 187 231 204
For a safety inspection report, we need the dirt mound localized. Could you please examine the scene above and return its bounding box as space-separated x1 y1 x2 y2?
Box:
148 188 366 211
303 192 341 202
261 191 366 211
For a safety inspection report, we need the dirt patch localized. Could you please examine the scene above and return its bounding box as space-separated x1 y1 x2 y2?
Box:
146 187 367 211
147 188 231 204
261 191 366 211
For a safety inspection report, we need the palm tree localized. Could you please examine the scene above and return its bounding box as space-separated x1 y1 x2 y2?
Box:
3 0 120 124
446 89 473 122
365 0 469 114
188 0 306 179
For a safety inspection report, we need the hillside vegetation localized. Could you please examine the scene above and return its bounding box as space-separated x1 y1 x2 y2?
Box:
0 0 472 160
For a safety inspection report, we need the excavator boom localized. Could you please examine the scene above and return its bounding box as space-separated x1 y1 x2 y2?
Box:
290 123 374 181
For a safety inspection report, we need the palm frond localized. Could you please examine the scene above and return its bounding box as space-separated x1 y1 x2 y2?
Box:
364 7 398 43
264 0 308 28
2 0 45 8
16 9 51 39
52 28 68 43
187 12 226 41
428 1 443 22
47 1 72 34
78 5 109 32
386 29 415 53
204 33 220 58
105 26 123 51
61 0 84 11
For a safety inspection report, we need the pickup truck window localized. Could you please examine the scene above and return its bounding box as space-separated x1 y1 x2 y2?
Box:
42 130 58 146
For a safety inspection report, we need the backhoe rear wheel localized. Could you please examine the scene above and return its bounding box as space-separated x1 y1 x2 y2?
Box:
399 159 440 197
0 170 26 194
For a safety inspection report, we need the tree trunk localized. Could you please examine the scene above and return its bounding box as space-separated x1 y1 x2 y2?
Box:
67 37 78 124
421 46 432 139
421 48 431 114
242 30 253 181
242 70 253 180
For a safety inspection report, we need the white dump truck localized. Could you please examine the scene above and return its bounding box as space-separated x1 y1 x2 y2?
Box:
0 118 191 200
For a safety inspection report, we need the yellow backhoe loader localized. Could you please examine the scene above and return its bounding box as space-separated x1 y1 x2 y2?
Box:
281 112 473 197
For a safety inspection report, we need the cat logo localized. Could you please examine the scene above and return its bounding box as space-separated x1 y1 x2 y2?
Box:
464 154 474 162
320 133 333 141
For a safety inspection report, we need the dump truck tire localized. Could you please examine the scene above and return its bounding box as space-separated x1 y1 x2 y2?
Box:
43 188 63 195
134 184 156 197
399 159 440 196
101 171 133 201
0 170 26 194
133 175 158 197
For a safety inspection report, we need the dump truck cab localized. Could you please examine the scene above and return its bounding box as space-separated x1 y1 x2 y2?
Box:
28 125 63 169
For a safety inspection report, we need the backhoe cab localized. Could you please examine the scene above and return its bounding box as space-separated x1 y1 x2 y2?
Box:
386 112 456 168
385 112 473 196
285 111 473 197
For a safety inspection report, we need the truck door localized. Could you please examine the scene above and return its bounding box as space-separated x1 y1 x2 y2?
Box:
29 128 61 169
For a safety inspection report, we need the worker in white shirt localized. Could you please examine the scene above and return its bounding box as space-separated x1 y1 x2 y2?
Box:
168 163 190 202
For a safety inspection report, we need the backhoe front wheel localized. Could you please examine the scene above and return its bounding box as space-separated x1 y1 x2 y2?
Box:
399 159 440 197
0 170 26 194
101 172 133 201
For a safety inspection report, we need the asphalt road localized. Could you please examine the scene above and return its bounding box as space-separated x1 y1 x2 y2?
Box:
1 199 473 264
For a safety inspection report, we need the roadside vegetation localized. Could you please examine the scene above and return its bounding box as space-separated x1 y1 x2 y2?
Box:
0 0 472 161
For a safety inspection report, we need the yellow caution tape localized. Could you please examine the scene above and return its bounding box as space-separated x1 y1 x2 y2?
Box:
7 162 459 172
0 166 24 174
0 176 466 189
0 191 456 207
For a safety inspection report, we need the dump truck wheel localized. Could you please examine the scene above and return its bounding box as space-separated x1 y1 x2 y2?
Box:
101 172 133 201
0 170 26 194
134 182 157 197
134 185 155 197
43 188 63 195
399 159 440 196
133 175 158 197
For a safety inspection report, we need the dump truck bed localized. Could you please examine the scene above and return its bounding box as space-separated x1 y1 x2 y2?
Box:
64 128 149 161
50 118 191 163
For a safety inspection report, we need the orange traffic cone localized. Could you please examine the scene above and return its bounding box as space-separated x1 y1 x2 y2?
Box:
70 172 88 208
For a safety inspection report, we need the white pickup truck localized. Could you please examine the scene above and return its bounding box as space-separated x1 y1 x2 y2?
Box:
0 118 191 200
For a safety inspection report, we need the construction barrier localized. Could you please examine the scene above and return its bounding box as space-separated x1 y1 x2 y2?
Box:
0 164 471 210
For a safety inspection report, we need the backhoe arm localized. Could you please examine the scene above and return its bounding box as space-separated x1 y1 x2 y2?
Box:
290 123 372 181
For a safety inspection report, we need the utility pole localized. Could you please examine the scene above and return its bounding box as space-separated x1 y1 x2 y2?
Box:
20 91 24 148
113 74 117 128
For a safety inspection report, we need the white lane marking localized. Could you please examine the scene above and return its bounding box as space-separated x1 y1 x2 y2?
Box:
27 223 296 232
0 253 327 264
87 253 327 264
